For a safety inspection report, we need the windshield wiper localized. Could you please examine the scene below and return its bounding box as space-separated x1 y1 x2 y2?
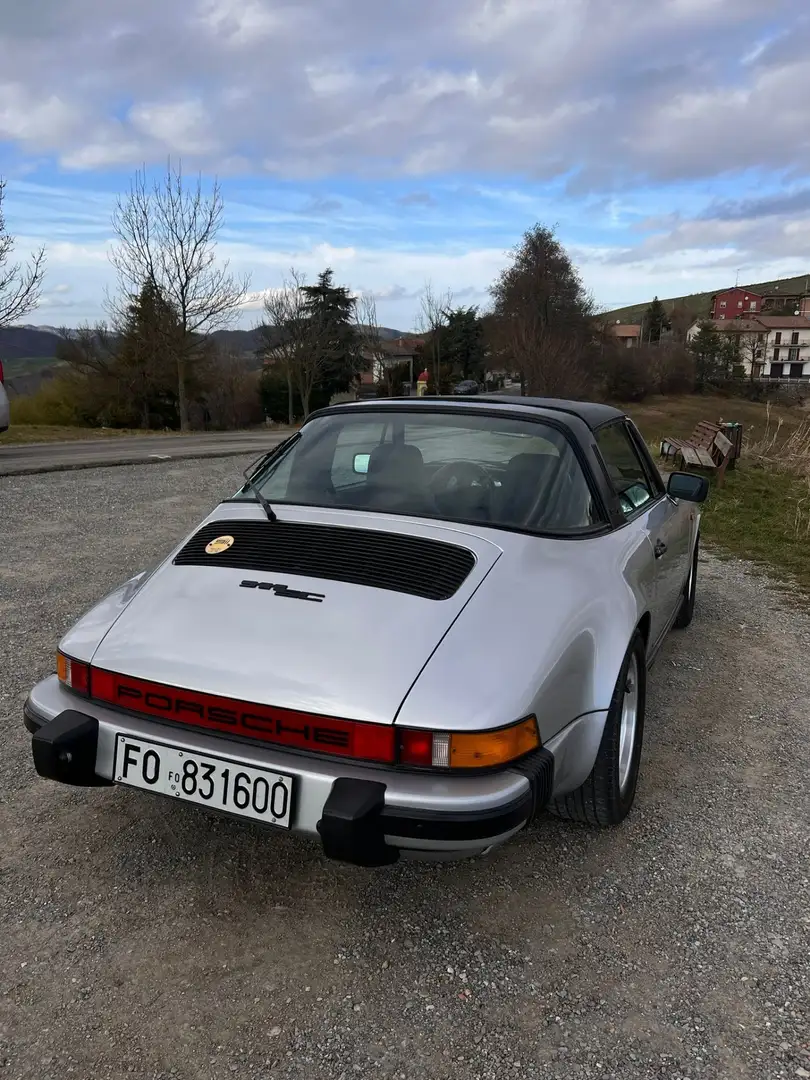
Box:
242 467 277 522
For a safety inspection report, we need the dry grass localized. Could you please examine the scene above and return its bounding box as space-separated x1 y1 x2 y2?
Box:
745 406 810 479
624 393 808 449
0 425 180 446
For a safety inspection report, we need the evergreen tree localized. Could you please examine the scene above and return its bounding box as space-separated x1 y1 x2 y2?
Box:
439 306 486 380
117 279 183 427
644 296 671 343
688 320 725 387
299 268 362 395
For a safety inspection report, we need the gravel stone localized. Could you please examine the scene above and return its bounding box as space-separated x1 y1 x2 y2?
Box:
1 457 808 1079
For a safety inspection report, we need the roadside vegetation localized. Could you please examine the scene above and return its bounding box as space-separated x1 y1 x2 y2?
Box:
0 425 183 446
627 396 810 591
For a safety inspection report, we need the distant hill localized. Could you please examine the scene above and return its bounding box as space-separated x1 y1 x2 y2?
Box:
0 325 62 361
0 323 411 395
600 273 810 325
0 323 409 361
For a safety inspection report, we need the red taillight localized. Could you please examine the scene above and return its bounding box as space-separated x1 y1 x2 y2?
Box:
0 359 4 383
56 652 90 694
351 723 395 763
398 728 434 767
90 668 115 701
88 668 396 764
78 665 539 771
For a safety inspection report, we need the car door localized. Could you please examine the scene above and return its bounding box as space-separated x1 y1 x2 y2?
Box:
594 420 690 647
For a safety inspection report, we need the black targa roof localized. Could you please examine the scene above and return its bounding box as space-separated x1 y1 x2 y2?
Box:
317 395 627 433
474 396 625 429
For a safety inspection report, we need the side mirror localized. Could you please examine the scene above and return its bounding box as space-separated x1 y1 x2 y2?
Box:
353 453 370 475
667 471 709 503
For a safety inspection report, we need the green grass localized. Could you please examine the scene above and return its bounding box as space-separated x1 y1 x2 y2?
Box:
699 465 810 591
625 395 810 591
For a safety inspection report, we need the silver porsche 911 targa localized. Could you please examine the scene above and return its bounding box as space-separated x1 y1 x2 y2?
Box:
25 396 708 865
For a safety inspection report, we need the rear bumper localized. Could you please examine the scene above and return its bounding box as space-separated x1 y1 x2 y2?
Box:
24 677 553 865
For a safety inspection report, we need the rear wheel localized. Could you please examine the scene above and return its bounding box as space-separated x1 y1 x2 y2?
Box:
674 535 699 629
550 631 646 827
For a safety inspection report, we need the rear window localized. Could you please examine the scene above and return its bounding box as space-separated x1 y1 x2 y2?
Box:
245 409 603 535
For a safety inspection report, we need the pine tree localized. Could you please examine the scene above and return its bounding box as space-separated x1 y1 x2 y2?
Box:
688 320 724 387
440 307 486 380
299 268 362 397
117 279 183 427
644 296 671 343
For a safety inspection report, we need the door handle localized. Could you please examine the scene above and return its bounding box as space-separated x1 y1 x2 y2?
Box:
654 539 668 559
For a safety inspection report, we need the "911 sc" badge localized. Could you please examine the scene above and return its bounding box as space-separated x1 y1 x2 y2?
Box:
205 535 235 555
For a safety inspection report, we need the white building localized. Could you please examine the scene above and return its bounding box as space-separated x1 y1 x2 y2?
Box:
755 316 810 379
687 316 810 379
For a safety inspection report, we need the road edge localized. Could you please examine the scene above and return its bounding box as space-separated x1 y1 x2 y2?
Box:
0 444 284 478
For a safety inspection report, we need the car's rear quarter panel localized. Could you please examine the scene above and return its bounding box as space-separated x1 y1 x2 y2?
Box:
396 523 657 742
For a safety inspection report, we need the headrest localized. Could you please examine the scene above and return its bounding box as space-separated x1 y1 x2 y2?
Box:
367 443 425 475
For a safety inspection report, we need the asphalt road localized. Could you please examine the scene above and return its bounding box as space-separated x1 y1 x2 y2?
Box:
1 456 808 1080
0 430 291 477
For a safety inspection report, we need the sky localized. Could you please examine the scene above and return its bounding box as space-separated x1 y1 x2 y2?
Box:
2 0 810 332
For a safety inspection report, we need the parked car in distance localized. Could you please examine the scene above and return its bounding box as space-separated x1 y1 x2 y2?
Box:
25 396 708 867
452 379 480 395
0 360 10 433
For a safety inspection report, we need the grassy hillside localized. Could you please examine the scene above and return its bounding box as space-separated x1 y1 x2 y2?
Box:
601 273 810 324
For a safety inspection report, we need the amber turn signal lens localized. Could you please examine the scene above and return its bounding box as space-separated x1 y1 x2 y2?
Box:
57 652 90 695
449 716 539 769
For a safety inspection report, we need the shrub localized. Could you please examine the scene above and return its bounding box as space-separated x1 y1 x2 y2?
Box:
9 373 87 426
202 355 264 430
600 345 654 402
648 343 695 395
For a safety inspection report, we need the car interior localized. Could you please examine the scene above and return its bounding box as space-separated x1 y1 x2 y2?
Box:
283 434 600 532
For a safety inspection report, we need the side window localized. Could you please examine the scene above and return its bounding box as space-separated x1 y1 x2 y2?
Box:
596 423 655 517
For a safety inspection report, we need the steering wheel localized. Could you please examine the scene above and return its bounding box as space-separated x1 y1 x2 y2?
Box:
428 461 495 516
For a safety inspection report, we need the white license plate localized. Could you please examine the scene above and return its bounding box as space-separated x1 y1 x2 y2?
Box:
113 735 294 828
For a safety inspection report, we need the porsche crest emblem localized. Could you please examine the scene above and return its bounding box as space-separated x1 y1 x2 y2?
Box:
205 535 235 555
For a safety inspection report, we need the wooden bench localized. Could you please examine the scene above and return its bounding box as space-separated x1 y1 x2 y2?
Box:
661 422 734 486
660 421 720 463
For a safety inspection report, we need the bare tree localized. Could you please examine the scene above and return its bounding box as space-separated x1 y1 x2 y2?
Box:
354 292 387 392
110 161 250 430
261 269 329 420
417 281 453 393
0 179 46 326
736 330 765 384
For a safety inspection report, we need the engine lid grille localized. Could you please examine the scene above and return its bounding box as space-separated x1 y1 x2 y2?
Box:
173 519 476 601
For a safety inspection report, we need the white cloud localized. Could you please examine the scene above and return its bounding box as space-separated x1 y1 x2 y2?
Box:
129 100 220 155
0 0 804 184
3 0 809 330
0 83 83 145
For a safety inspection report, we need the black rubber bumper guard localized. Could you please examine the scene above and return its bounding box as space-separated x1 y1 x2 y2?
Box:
317 747 555 867
26 708 555 866
28 709 112 787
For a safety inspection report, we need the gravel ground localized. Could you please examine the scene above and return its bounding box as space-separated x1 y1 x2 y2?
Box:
1 459 808 1080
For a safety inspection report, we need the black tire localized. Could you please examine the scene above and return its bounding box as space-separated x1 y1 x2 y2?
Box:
550 631 646 828
673 534 699 629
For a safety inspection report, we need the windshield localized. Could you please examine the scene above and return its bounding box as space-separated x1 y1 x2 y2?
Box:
240 409 603 534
